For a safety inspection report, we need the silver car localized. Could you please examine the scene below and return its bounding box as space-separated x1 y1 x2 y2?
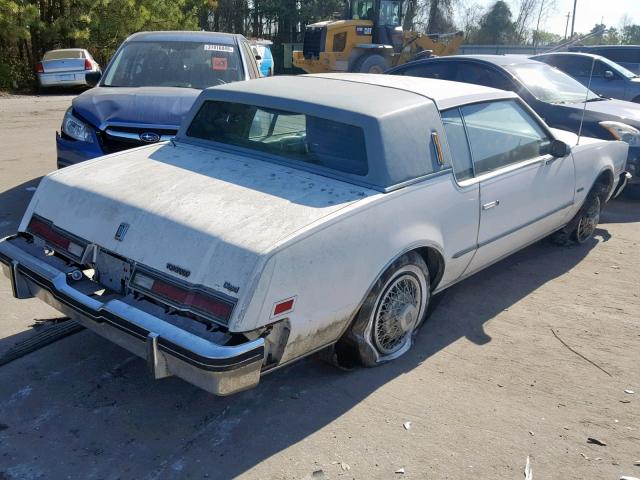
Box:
0 75 629 395
36 49 101 90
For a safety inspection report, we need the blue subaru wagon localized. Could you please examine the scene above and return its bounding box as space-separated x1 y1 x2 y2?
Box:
56 31 261 168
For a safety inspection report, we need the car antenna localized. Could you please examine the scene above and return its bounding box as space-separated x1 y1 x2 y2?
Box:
577 56 597 146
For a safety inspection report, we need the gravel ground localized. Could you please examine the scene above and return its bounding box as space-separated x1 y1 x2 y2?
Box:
0 94 638 480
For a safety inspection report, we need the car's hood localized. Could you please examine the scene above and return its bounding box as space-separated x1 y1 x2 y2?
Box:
565 98 640 127
22 143 374 298
72 86 201 129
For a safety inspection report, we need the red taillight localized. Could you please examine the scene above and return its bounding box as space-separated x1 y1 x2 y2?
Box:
28 217 70 250
84 58 92 70
273 298 295 316
131 272 234 322
27 216 84 257
35 62 44 73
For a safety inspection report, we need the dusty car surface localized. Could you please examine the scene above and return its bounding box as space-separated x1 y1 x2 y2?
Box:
0 75 629 395
36 48 101 90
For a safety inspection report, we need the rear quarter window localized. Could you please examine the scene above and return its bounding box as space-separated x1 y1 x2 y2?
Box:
186 101 369 176
549 55 592 76
395 62 456 80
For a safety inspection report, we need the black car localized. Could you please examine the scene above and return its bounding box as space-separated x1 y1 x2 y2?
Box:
386 55 640 183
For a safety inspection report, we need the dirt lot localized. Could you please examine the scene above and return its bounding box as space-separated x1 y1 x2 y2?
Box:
0 94 638 480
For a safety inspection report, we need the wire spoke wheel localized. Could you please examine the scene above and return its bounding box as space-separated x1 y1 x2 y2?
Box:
372 273 422 355
575 195 600 243
346 252 430 367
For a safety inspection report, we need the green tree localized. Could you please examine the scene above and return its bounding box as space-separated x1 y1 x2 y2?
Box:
581 23 606 45
604 27 620 45
622 24 640 44
427 0 455 33
532 29 561 46
475 1 516 44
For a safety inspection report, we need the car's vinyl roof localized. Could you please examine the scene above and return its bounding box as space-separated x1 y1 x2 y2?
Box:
200 73 516 112
127 31 242 44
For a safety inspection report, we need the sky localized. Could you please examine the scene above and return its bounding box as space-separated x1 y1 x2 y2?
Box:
471 0 640 36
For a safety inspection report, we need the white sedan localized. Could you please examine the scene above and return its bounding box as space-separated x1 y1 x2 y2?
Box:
0 74 629 395
36 48 101 90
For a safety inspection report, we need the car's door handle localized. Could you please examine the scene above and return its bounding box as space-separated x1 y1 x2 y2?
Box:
482 200 500 210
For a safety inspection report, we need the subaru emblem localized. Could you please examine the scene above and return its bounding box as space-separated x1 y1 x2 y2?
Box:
114 223 129 241
139 131 160 143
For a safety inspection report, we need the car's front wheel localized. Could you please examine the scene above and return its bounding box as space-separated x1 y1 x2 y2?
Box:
348 252 430 367
551 192 601 245
573 194 601 243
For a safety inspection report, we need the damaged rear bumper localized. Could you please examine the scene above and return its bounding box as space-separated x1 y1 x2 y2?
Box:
0 235 264 395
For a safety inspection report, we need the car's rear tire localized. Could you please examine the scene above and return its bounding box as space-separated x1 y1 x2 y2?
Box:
354 54 389 74
346 252 430 367
551 192 601 245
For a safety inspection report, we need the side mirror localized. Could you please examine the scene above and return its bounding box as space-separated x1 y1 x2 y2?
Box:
255 55 262 61
550 139 571 157
604 70 614 80
85 71 102 87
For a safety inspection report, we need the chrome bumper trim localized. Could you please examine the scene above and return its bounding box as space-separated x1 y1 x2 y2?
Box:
613 171 631 199
0 235 264 395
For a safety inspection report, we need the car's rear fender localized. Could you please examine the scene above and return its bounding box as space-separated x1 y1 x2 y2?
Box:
236 171 479 365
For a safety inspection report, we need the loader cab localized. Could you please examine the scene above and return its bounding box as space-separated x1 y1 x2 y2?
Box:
348 0 403 50
349 0 402 25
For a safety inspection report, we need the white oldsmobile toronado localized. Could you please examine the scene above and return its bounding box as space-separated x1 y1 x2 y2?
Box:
0 74 630 395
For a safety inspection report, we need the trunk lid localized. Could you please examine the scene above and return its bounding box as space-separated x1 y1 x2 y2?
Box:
24 143 374 299
42 58 86 73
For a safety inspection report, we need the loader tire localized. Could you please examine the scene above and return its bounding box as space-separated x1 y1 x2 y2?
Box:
354 54 389 74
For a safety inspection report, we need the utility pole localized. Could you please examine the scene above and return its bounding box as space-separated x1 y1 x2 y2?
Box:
570 0 578 38
564 12 570 40
534 0 545 49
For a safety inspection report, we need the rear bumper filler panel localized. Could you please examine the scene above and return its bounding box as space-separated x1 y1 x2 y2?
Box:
613 171 631 199
0 235 264 395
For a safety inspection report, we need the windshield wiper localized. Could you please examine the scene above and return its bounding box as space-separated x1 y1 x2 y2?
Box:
583 97 608 103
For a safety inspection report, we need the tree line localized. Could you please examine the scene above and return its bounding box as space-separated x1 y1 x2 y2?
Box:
456 1 640 47
1 0 640 90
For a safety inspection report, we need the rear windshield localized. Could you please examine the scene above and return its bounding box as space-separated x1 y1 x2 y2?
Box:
44 50 84 60
186 101 368 176
103 41 243 89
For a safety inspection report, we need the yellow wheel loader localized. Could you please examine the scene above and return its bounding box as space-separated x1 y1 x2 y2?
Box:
292 0 463 74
